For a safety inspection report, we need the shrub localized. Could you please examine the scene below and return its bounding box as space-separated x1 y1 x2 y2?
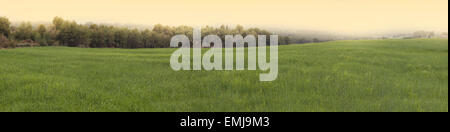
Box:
0 35 16 48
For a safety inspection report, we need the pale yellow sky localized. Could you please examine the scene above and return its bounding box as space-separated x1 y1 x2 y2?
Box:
0 0 448 33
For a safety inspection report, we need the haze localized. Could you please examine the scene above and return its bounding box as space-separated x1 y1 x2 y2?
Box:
0 0 448 34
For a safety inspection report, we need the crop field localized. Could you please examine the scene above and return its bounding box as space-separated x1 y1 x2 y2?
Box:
0 39 448 112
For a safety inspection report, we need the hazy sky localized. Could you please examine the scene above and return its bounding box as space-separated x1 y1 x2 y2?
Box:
0 0 448 33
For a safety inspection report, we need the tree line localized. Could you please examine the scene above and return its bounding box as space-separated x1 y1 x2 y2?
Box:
1 17 290 49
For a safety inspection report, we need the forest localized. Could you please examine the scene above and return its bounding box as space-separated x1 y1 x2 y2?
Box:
0 17 290 49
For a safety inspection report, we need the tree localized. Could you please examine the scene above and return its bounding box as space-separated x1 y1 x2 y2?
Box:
141 29 153 48
127 29 143 48
412 31 435 38
313 38 320 43
89 24 106 47
152 24 165 34
104 26 116 47
114 28 129 48
0 17 10 38
57 20 89 47
46 25 59 46
53 17 64 30
36 25 48 46
279 36 290 45
14 22 33 41
233 25 244 34
37 25 47 36
427 32 435 38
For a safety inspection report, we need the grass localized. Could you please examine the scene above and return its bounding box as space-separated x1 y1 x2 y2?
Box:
0 39 448 112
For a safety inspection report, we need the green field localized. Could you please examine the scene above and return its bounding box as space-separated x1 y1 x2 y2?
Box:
0 39 448 112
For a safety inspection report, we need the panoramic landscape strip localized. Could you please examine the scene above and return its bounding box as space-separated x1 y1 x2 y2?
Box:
0 0 448 113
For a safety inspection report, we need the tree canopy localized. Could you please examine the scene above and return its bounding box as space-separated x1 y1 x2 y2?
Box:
1 17 291 48
0 17 11 37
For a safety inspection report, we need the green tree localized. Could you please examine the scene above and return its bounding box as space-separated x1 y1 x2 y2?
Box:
233 25 244 34
57 21 89 47
14 22 33 41
127 29 143 48
37 24 47 36
104 26 115 47
45 25 59 46
0 17 11 38
114 28 129 48
141 29 153 48
53 17 64 30
89 24 106 47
